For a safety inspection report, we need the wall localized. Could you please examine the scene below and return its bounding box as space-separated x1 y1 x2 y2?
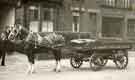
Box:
63 0 99 33
0 6 15 30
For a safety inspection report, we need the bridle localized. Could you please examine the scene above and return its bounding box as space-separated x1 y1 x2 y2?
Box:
8 28 18 40
8 24 28 41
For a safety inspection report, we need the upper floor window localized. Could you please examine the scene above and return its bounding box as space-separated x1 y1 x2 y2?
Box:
72 0 85 5
43 8 53 21
100 0 131 9
72 0 84 3
29 5 39 21
128 20 135 33
15 7 24 25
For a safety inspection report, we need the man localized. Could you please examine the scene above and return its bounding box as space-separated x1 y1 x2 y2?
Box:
0 25 11 66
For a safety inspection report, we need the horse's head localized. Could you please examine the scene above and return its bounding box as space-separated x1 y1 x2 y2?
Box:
8 24 28 41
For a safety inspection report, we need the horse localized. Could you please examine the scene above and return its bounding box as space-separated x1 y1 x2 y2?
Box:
0 32 7 66
1 24 65 73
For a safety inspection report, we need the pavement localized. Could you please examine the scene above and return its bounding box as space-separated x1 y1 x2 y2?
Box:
0 51 135 80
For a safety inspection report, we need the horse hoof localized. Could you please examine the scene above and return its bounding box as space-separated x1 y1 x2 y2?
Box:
32 70 36 74
26 71 33 74
53 68 56 71
27 71 36 74
26 71 31 74
53 68 61 72
56 69 61 72
26 70 32 74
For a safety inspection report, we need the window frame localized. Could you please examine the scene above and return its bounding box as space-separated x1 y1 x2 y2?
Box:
72 12 80 32
128 20 135 33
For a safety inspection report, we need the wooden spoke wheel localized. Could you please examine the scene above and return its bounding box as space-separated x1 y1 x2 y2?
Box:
70 55 83 68
114 50 128 69
90 54 103 71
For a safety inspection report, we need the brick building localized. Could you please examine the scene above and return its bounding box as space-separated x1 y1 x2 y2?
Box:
1 0 135 40
62 0 135 40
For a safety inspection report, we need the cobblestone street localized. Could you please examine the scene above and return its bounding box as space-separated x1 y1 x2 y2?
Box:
0 51 135 80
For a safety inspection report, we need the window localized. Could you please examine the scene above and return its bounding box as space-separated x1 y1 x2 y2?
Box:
43 8 52 21
102 17 122 37
101 0 131 8
72 0 84 3
15 7 24 25
29 6 39 21
89 13 97 23
28 5 39 32
72 12 80 32
72 0 85 6
89 13 97 33
106 0 115 7
128 24 135 33
115 0 130 8
128 20 135 33
42 8 54 32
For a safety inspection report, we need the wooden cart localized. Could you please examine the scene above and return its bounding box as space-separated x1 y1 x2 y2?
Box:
69 39 132 71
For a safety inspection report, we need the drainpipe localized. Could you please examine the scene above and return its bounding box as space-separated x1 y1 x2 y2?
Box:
39 4 42 32
23 4 28 29
123 16 128 40
78 0 83 39
96 12 102 39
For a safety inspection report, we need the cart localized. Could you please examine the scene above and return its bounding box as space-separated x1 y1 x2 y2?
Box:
69 39 132 71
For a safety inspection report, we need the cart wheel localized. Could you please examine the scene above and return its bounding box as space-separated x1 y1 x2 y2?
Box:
114 50 128 69
90 54 103 71
70 55 83 68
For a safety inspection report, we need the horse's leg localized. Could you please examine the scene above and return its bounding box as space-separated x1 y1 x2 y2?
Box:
53 48 62 72
0 50 2 59
0 50 2 65
26 50 35 74
56 60 61 72
1 51 6 66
